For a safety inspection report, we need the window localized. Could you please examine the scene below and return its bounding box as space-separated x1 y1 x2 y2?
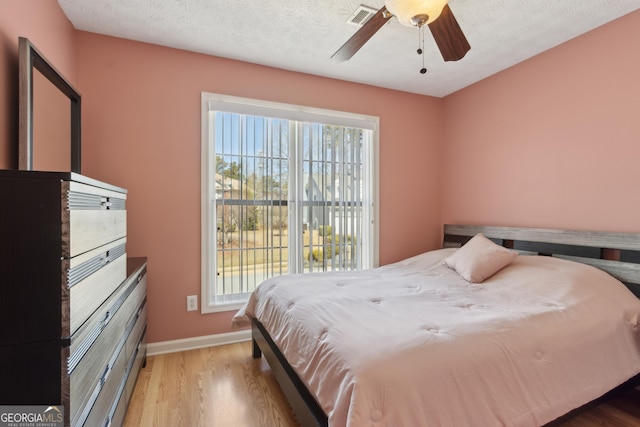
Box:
201 93 379 312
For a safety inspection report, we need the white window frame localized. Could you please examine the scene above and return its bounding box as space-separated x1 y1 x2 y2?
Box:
201 92 379 313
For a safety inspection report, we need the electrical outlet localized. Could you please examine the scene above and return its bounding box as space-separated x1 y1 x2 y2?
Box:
186 295 198 312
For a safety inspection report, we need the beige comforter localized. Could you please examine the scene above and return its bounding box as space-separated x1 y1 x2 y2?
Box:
233 249 640 427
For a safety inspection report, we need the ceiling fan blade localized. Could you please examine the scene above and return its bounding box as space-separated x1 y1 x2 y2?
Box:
427 4 470 62
331 6 392 62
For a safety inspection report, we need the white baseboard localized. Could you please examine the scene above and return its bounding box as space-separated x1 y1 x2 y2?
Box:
147 329 251 356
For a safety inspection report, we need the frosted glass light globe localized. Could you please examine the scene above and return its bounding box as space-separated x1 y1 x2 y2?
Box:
385 0 449 27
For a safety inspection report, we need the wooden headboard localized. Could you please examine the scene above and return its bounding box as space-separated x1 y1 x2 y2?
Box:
443 224 640 298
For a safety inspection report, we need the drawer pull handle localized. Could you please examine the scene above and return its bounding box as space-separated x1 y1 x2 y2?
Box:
101 363 112 385
103 310 112 325
133 307 144 323
100 197 112 210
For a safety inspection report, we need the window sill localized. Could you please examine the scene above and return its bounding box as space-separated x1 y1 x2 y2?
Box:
201 301 246 314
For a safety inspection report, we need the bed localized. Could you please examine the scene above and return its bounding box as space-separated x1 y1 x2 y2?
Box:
232 224 640 426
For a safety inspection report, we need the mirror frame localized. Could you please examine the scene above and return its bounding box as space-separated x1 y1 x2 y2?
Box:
18 37 82 173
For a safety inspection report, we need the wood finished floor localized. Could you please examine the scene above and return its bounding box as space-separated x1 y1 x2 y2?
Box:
123 342 640 427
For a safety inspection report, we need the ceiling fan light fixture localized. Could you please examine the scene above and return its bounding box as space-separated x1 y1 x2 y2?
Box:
410 14 429 27
385 0 449 27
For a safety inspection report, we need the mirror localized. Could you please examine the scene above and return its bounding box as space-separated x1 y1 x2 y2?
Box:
18 37 81 173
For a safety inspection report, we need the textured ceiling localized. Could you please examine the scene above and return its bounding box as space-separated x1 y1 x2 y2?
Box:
58 0 639 97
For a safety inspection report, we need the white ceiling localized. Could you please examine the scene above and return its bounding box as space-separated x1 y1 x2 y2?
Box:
58 0 639 98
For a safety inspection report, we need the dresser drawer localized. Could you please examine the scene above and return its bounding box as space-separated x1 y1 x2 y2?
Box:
125 301 147 362
82 341 127 427
69 296 131 425
110 393 128 427
125 330 147 404
69 247 137 372
62 181 127 259
127 271 147 316
67 241 127 335
109 326 147 427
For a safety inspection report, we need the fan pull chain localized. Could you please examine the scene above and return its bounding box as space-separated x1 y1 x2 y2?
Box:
417 26 427 74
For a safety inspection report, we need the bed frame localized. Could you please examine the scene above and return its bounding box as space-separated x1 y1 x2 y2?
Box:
251 224 640 426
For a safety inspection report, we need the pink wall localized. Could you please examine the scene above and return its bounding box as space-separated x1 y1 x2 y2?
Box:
32 68 73 171
442 10 640 233
75 33 444 343
6 1 637 346
0 1 76 169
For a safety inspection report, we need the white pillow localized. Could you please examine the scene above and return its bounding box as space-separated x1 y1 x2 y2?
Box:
445 233 517 283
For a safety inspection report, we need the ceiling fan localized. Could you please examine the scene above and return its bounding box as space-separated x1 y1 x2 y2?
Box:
331 0 470 63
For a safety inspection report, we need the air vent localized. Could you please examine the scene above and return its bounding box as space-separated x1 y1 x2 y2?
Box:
347 5 377 26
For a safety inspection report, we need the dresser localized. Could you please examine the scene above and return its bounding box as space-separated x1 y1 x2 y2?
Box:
0 170 147 427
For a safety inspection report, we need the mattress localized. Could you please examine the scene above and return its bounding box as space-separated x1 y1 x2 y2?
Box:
233 248 640 427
